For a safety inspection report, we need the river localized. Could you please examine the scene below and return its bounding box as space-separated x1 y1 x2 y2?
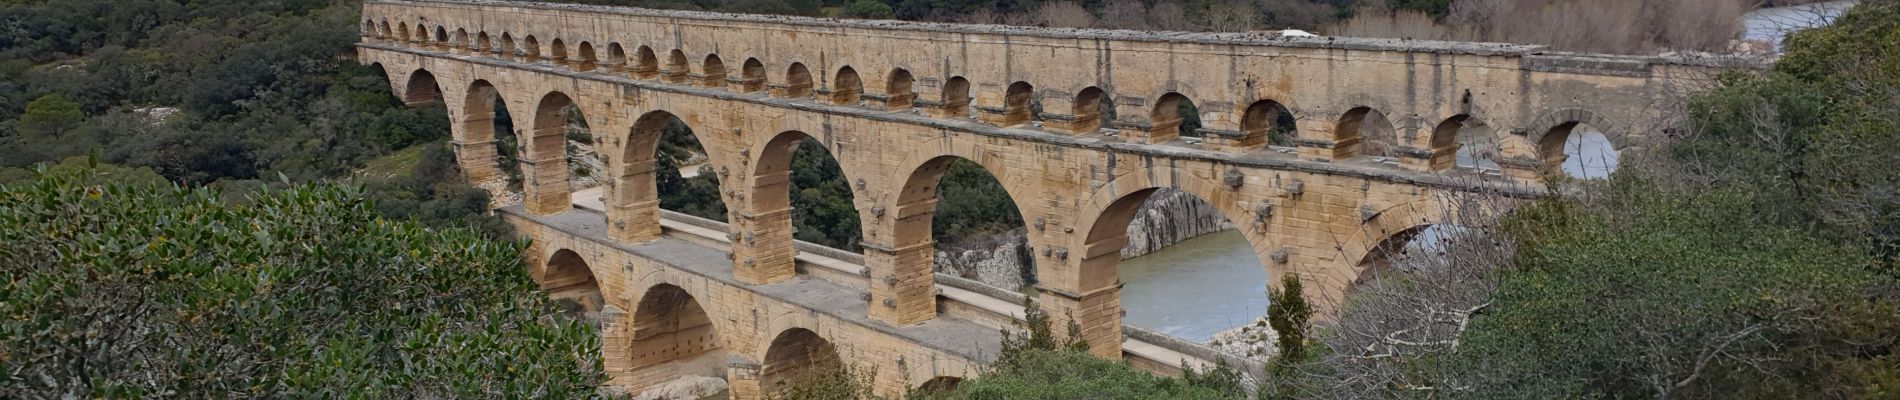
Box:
1117 230 1268 341
1743 1 1856 52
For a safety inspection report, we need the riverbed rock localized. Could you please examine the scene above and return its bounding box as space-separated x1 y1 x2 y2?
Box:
632 375 728 400
1208 315 1280 360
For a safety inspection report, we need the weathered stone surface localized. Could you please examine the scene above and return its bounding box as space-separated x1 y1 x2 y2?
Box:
355 0 1726 396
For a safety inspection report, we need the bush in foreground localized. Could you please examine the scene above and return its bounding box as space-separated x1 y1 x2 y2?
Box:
0 166 602 398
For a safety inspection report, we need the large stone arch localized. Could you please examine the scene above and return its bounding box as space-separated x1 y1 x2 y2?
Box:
732 128 867 285
540 249 604 315
1063 166 1269 357
1334 198 1453 285
622 283 729 390
759 327 846 395
608 109 728 243
1522 108 1625 176
452 79 513 184
400 68 443 106
1334 106 1400 159
518 90 589 215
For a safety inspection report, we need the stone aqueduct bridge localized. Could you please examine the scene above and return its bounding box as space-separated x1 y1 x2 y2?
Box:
356 0 1723 396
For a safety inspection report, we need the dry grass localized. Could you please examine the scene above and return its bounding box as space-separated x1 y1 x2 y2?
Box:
1328 0 1748 55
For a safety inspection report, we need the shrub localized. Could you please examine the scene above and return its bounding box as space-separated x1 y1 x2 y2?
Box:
0 167 603 398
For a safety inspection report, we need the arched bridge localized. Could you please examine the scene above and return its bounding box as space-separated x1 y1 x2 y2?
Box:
355 0 1727 396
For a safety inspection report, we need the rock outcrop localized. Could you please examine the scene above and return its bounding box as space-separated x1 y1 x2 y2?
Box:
1119 188 1235 258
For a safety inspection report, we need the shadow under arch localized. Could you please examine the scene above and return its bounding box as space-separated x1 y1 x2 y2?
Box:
831 66 862 105
783 62 813 98
1336 106 1398 158
626 283 728 388
541 249 603 316
761 328 845 395
940 76 971 117
402 68 443 106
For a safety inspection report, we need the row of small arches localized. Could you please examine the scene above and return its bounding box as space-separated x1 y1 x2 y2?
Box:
364 18 1615 176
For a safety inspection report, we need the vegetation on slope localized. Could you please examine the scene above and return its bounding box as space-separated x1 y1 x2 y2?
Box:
0 166 602 398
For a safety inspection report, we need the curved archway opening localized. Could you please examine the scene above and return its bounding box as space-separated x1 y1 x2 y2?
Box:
574 41 598 71
762 328 846 396
886 68 915 109
1352 224 1471 286
1154 92 1205 140
1071 86 1112 133
1443 115 1499 171
1000 81 1035 127
1541 122 1619 179
499 33 518 57
415 23 427 43
701 54 727 87
1242 99 1297 148
783 62 813 98
1081 187 1268 355
909 157 1032 290
831 66 862 105
541 249 603 317
633 45 659 78
628 111 728 222
665 49 690 83
460 80 524 193
363 20 378 38
550 38 570 64
521 92 590 213
401 69 443 107
398 23 411 41
739 58 766 92
750 131 859 251
522 35 542 59
475 32 492 53
914 376 963 395
627 284 728 393
941 76 972 118
1338 107 1398 159
432 26 447 45
605 43 627 69
378 20 392 39
452 28 468 51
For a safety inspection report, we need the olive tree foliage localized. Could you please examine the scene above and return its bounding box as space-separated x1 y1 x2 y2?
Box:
0 166 604 398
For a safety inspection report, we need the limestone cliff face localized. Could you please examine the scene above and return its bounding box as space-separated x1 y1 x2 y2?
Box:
934 188 1234 290
1119 188 1235 258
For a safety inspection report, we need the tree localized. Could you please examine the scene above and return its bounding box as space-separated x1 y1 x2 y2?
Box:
1266 275 1312 363
17 93 85 138
841 0 895 18
0 167 603 398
